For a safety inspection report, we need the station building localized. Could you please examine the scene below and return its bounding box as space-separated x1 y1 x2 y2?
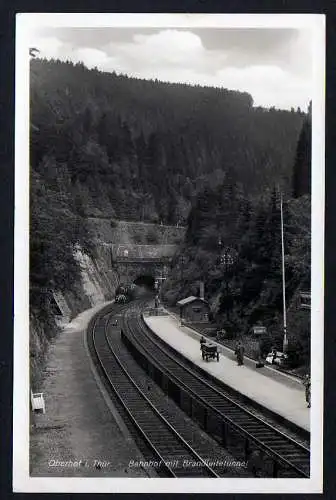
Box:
177 296 210 323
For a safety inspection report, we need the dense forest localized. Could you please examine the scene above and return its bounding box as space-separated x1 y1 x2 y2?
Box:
30 57 311 366
31 58 305 223
162 110 311 366
162 187 311 364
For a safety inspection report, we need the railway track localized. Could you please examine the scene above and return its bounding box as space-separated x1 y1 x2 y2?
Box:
121 301 310 478
90 303 221 478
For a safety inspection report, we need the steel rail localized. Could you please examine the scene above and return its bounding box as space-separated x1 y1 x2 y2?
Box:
122 302 310 478
91 306 219 478
103 312 220 477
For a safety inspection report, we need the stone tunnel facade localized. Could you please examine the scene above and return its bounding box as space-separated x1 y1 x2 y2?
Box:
114 261 170 285
97 243 176 288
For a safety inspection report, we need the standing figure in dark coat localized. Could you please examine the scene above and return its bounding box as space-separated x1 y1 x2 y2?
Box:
248 449 262 477
235 341 245 366
303 374 311 408
200 336 206 350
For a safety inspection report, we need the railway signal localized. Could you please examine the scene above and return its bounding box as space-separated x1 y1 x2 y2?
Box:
218 239 238 321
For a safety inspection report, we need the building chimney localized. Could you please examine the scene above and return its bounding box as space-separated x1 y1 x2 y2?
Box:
200 281 205 300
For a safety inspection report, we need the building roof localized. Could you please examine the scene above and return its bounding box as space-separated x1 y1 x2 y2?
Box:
177 296 208 306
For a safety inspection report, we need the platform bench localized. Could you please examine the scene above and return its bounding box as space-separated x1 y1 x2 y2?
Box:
31 391 46 414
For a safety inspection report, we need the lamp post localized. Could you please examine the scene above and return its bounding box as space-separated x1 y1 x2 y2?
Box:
155 262 168 306
179 255 186 323
180 255 186 282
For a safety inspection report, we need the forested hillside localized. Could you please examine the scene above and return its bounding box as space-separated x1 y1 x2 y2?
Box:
30 57 311 369
162 112 311 367
31 58 305 225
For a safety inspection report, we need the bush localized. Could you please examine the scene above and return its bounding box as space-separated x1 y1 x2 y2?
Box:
133 231 144 244
223 329 237 340
286 340 305 368
146 228 159 244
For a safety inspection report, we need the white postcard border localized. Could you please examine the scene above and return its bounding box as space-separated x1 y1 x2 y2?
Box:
13 12 325 494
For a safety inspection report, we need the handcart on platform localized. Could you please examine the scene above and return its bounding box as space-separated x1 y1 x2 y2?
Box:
201 342 219 362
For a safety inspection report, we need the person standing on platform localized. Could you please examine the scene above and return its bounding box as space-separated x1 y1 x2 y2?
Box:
303 374 311 408
248 449 262 477
255 342 264 369
200 336 206 350
235 340 245 366
154 294 160 315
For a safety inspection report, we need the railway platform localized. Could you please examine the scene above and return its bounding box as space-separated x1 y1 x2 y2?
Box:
143 313 310 433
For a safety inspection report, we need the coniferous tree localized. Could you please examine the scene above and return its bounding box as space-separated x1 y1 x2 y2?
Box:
292 112 311 198
30 58 311 365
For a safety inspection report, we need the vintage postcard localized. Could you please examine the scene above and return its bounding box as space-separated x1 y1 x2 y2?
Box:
14 12 324 493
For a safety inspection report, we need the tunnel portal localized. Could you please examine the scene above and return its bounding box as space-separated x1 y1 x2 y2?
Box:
133 275 156 291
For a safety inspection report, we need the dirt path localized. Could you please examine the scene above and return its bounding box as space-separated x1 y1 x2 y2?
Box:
30 303 151 477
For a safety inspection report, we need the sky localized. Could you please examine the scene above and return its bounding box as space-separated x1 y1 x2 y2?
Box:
29 26 313 111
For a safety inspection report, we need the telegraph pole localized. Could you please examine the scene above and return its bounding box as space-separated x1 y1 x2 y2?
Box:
280 192 288 353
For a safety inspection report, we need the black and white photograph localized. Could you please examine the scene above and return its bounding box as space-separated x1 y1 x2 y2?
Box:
14 13 325 494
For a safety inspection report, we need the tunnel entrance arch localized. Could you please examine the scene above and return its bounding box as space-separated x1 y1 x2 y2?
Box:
105 244 173 291
134 275 156 291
